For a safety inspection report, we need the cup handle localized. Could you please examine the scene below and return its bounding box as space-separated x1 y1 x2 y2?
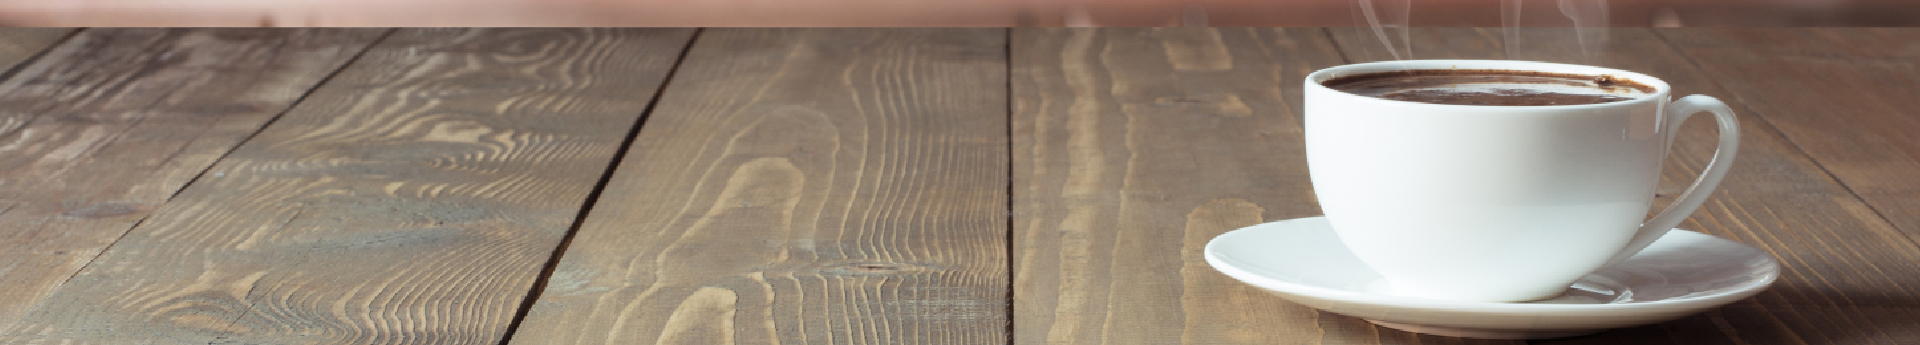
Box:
1603 95 1741 267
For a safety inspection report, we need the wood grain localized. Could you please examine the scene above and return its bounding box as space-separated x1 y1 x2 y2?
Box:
0 28 695 344
1328 27 1920 344
1655 28 1920 243
1010 28 1520 345
0 28 386 329
508 28 1010 345
0 28 69 72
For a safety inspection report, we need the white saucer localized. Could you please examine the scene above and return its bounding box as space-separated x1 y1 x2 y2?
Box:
1204 216 1779 340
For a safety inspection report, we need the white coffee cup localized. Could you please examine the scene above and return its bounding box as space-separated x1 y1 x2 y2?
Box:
1304 60 1739 303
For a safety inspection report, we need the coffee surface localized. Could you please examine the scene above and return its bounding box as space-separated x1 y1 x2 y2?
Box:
1321 69 1655 106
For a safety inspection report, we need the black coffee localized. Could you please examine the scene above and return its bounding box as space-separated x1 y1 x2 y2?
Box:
1320 69 1655 106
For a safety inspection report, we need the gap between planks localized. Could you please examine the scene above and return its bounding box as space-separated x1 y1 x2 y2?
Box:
48 28 400 306
164 28 400 203
0 29 82 86
494 27 707 345
1644 29 1918 251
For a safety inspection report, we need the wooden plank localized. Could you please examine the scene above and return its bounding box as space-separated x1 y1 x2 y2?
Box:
1326 27 1920 344
1656 28 1920 242
508 28 1010 345
0 28 696 344
1010 28 1519 345
0 28 386 328
0 28 70 72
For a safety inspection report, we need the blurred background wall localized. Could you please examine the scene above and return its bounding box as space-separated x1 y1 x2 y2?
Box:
0 0 1913 26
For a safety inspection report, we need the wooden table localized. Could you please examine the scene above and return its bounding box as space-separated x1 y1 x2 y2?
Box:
0 28 1913 345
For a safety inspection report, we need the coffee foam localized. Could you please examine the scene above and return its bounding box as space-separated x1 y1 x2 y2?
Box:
1353 82 1645 96
1321 70 1655 106
1370 86 1644 106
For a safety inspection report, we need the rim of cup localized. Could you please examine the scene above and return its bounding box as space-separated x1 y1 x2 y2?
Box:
1305 60 1674 110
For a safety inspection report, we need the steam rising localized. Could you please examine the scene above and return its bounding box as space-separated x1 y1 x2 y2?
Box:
1557 0 1610 62
1358 0 1612 64
1504 0 1524 59
1354 0 1413 61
